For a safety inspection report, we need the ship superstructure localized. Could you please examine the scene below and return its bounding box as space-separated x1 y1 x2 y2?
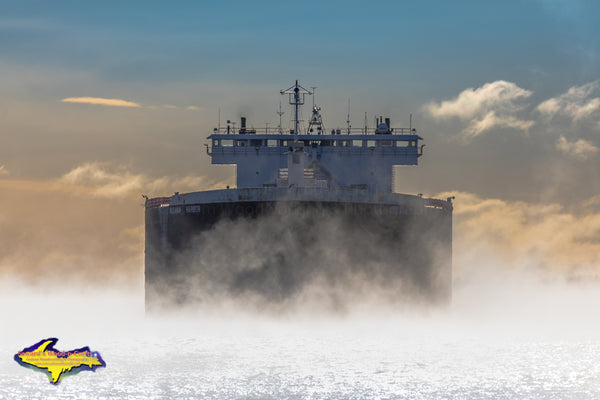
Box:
209 81 421 192
145 81 453 310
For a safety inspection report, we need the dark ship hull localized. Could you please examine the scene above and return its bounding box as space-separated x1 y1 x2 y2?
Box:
145 188 452 311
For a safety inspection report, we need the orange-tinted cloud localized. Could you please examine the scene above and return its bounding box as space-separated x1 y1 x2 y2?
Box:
440 191 600 280
0 163 233 286
58 162 231 199
60 97 142 108
2 162 599 288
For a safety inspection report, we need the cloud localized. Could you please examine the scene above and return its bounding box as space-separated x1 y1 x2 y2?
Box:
555 135 599 160
0 178 143 285
425 80 534 140
4 172 600 289
537 81 600 121
462 111 535 139
61 97 142 108
59 162 232 198
582 195 600 212
440 191 600 279
60 162 146 197
0 162 233 285
0 165 9 176
59 99 198 110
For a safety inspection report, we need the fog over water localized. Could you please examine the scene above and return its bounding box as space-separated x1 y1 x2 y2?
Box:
2 208 600 399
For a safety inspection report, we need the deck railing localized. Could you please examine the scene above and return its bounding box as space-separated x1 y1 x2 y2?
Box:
212 126 417 135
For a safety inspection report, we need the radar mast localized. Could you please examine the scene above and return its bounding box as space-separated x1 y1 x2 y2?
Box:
280 80 312 138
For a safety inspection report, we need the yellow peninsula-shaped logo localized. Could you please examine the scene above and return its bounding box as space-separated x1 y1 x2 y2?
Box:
14 338 106 384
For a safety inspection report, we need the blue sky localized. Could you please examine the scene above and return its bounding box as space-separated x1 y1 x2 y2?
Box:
2 0 598 91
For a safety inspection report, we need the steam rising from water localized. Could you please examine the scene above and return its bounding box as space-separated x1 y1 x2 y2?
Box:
2 267 600 399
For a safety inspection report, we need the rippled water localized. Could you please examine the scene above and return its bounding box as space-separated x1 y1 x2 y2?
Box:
2 280 600 399
3 322 600 399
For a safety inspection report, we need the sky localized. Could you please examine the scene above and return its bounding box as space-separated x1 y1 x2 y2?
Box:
1 0 600 287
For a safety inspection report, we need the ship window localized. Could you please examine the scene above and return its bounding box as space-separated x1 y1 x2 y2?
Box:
281 139 292 147
250 139 263 147
236 140 248 147
396 141 409 147
367 140 377 147
213 139 220 146
267 139 278 147
221 139 234 147
353 140 364 147
339 140 351 147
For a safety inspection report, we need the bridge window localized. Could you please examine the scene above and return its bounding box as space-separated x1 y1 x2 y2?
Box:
353 140 364 147
367 140 377 147
267 139 278 147
250 139 263 147
212 139 220 146
221 139 234 147
236 140 248 147
396 141 409 147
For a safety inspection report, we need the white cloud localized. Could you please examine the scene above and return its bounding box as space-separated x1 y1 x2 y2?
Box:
425 80 534 139
463 111 535 140
61 97 142 108
0 165 9 176
186 105 200 111
555 135 599 160
537 82 600 121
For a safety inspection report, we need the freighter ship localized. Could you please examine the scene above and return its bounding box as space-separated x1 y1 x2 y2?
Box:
145 81 453 310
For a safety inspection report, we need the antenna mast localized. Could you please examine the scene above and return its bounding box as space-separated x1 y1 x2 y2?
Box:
346 99 351 134
280 80 312 138
311 86 318 108
277 101 285 134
